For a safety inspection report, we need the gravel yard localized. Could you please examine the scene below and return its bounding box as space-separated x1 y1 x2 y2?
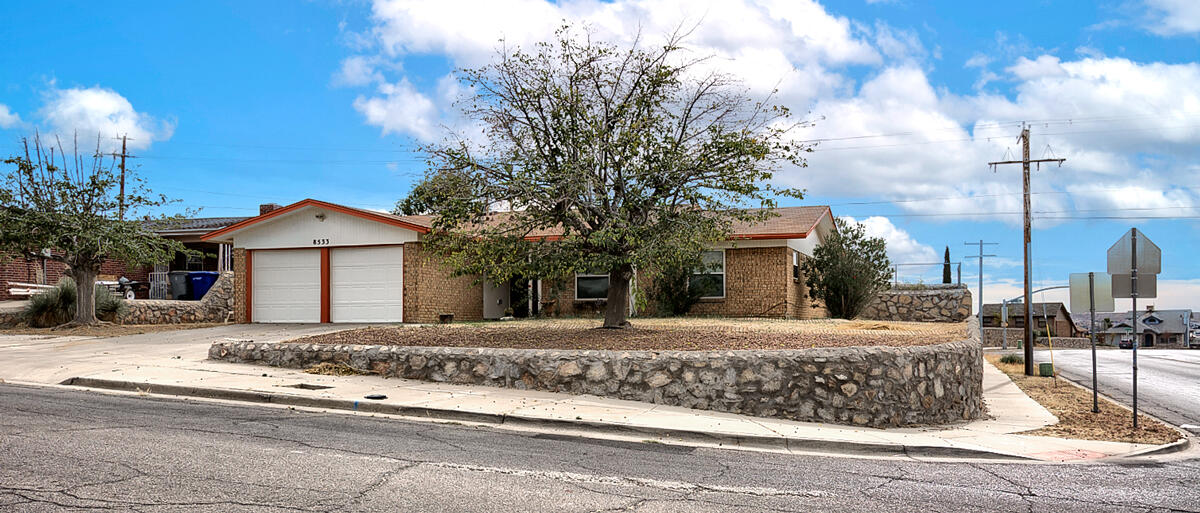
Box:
287 318 967 351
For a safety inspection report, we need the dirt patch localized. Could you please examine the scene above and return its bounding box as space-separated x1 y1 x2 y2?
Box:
303 362 376 376
288 318 965 351
0 323 222 337
985 353 1178 444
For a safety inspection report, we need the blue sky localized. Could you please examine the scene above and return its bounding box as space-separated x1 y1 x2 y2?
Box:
2 0 1199 310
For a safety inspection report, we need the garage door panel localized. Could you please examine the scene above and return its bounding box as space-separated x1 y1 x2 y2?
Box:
331 246 403 323
253 250 320 323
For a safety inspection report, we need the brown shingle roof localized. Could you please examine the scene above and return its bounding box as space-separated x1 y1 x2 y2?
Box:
394 205 831 241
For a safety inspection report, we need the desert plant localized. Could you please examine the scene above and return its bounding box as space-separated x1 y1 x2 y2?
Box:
24 278 126 328
999 353 1024 365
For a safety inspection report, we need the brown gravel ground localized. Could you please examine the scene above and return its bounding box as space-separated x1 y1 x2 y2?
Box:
287 318 967 351
985 353 1178 444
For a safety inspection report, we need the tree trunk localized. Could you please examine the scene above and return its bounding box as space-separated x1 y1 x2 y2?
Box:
602 264 633 328
68 266 100 326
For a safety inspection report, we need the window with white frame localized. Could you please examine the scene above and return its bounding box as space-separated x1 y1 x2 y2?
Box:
689 250 725 299
792 251 800 281
575 274 610 300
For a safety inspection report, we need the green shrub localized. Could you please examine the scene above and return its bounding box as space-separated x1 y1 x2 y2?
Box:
999 353 1024 365
649 258 706 316
24 278 127 327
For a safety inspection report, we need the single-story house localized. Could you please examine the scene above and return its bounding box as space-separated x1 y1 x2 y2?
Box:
1 214 250 301
1091 309 1193 347
981 302 1081 337
200 198 834 324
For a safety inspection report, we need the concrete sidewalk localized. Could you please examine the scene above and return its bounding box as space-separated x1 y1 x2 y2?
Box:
0 325 1187 463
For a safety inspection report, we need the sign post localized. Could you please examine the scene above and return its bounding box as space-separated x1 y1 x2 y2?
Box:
1107 228 1161 428
1070 272 1113 414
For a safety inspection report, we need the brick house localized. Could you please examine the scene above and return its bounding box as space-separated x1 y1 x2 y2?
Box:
201 199 833 324
1 215 249 301
981 302 1080 337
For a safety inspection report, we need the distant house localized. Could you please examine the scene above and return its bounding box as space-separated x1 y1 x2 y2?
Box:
1092 309 1193 347
1 214 250 301
981 302 1081 337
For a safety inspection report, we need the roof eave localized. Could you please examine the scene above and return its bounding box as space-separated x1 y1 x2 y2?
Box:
201 198 431 242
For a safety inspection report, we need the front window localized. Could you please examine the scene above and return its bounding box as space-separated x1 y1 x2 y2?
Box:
575 274 609 300
689 250 725 299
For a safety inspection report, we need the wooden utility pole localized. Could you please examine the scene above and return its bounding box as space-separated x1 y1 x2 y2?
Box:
988 125 1065 376
112 135 134 220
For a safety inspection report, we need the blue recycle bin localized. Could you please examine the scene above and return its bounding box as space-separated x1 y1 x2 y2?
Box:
187 271 220 300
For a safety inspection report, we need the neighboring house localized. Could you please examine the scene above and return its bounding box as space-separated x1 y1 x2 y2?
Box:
1093 309 1193 347
200 198 834 324
0 214 249 301
980 302 1080 337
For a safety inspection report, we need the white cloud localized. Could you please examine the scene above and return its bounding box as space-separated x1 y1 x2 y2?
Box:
333 55 386 87
39 86 172 151
1143 0 1200 36
352 0 879 139
842 215 938 264
0 104 21 129
353 78 440 143
344 1 1200 226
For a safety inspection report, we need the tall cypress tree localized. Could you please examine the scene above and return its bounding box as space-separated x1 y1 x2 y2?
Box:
943 246 952 284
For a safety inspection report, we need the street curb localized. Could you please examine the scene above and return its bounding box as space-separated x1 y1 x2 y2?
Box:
59 376 1035 462
1045 368 1195 458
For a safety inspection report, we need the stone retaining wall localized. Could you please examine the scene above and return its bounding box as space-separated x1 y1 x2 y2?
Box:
982 327 1025 347
0 309 20 327
119 271 234 324
859 285 972 323
209 319 984 427
981 328 1094 349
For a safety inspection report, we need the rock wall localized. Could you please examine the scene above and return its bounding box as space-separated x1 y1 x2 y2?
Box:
210 320 984 427
119 271 234 325
981 328 1094 349
860 285 971 323
982 327 1025 347
0 309 20 327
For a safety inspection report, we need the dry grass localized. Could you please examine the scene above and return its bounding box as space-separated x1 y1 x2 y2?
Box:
985 353 1178 444
303 362 376 376
288 318 967 351
0 322 221 337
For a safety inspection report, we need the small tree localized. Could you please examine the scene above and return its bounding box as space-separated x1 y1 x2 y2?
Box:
1 133 186 326
400 27 807 328
649 253 707 316
801 217 892 319
942 246 952 284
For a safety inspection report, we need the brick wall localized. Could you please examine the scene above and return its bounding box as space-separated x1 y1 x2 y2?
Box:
786 249 828 320
689 246 788 317
232 248 247 323
402 242 484 323
540 246 824 320
1 252 151 301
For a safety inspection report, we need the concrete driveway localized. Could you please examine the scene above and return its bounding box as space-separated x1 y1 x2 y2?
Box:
0 323 361 384
1038 348 1200 433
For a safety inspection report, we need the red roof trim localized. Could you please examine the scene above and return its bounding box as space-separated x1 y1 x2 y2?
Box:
201 199 430 241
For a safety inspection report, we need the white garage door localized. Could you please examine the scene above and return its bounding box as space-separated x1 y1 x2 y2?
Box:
331 246 404 322
253 250 321 323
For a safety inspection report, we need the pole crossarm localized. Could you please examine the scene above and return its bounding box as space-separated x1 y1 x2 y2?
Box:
987 159 1066 166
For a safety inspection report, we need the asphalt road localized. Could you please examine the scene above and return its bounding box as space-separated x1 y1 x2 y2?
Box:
1038 349 1200 432
2 385 1199 512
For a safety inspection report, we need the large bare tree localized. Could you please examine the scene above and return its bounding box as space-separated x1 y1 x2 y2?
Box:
401 27 810 327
